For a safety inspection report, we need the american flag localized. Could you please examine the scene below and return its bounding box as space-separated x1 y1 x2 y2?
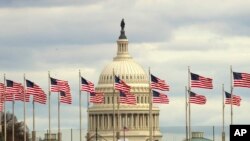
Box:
233 72 250 88
60 91 72 104
0 83 4 95
50 77 71 104
6 80 26 102
0 83 3 112
115 75 131 93
34 94 47 104
26 80 47 104
50 77 70 92
189 91 206 105
0 101 2 112
119 91 136 105
15 89 30 102
0 83 4 100
151 74 169 91
190 73 213 89
90 92 104 103
119 92 127 104
81 77 95 93
225 91 241 106
1 81 13 101
152 90 169 104
125 92 136 105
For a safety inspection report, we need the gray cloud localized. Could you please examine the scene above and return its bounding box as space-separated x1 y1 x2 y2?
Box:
0 0 101 8
1 0 250 133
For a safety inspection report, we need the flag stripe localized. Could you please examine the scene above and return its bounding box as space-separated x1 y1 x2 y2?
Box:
81 77 95 93
225 92 241 106
191 73 213 89
152 90 169 104
0 83 4 111
50 77 72 104
151 74 170 91
119 92 136 105
90 92 104 103
233 72 250 88
115 76 131 92
26 80 47 104
189 91 206 105
5 80 27 102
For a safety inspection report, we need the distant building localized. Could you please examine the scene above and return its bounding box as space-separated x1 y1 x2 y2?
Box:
86 20 163 141
41 133 57 141
183 132 212 141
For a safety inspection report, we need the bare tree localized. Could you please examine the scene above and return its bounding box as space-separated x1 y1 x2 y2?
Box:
1 112 29 141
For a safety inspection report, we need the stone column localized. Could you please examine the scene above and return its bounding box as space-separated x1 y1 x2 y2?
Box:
93 115 96 130
102 114 104 130
139 114 142 129
89 115 92 131
97 114 99 130
142 114 145 129
154 114 156 129
120 114 122 130
107 114 109 129
136 114 139 129
131 113 135 129
134 114 137 129
157 114 159 130
93 115 94 130
125 114 127 127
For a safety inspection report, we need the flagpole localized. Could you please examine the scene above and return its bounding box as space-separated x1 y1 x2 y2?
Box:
3 74 6 141
0 79 2 140
87 92 90 138
32 79 36 141
112 68 115 141
32 99 36 141
79 70 82 141
185 86 188 141
188 66 191 141
117 73 120 140
58 90 61 141
87 80 90 140
230 65 233 124
48 71 51 141
12 99 14 141
149 68 152 141
222 84 225 141
23 74 26 141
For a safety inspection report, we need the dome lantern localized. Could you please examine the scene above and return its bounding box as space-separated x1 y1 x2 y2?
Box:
114 19 132 61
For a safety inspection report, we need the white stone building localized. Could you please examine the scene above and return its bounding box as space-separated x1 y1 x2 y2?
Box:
87 20 162 141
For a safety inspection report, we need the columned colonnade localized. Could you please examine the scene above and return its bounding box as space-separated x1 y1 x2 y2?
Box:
89 113 160 131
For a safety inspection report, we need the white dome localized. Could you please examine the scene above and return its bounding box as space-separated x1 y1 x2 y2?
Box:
98 59 148 84
97 38 148 85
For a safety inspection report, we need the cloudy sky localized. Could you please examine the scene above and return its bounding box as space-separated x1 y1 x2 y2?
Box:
1 0 250 138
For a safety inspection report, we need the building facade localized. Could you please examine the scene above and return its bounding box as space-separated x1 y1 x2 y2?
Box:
87 20 162 141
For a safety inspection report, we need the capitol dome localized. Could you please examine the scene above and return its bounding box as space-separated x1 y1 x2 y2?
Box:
98 41 148 85
99 59 148 84
87 19 162 141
